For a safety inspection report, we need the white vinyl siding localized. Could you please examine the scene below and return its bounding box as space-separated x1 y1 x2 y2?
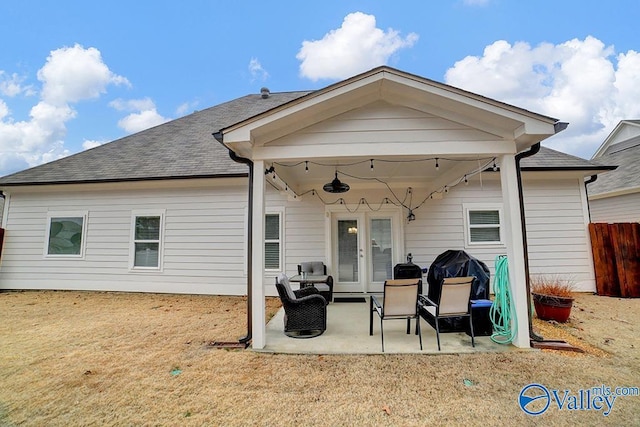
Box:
272 101 500 149
404 176 596 292
589 192 640 223
0 174 597 295
0 180 250 295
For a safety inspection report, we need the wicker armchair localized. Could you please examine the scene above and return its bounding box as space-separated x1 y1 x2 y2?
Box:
275 273 328 338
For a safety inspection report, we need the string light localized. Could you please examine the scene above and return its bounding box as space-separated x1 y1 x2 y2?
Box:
492 160 498 171
266 157 496 220
435 158 439 170
370 159 374 172
305 161 309 173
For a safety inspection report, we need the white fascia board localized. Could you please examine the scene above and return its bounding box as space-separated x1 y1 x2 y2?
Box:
252 140 515 161
588 186 640 200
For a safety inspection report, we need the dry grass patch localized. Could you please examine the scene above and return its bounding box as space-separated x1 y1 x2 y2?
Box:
1 291 638 426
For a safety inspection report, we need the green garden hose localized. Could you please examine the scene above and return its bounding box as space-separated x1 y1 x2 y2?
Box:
490 255 517 344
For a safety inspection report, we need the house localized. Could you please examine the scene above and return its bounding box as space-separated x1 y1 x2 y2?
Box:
587 120 640 223
0 66 613 349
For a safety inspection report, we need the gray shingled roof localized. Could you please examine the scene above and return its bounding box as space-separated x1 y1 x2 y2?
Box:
0 89 612 186
520 146 615 171
0 91 312 186
588 138 640 195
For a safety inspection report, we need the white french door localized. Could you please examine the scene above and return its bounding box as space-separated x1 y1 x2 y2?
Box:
329 208 403 294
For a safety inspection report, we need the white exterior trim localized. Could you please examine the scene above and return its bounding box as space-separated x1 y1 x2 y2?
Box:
1 192 10 228
252 160 267 349
264 207 285 272
462 203 505 248
499 154 530 348
129 209 166 272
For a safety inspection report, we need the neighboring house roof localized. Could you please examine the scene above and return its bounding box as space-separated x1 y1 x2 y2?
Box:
591 119 640 158
588 135 640 196
0 91 311 186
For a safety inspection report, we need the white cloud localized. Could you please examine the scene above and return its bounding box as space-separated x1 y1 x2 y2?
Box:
444 36 640 158
248 58 269 82
463 0 490 6
116 107 169 134
0 99 9 120
109 97 169 133
109 97 156 112
0 44 127 176
175 101 199 117
38 44 129 105
0 71 33 97
297 12 418 81
82 140 104 150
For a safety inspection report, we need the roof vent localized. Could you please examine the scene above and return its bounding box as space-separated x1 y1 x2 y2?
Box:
260 87 270 99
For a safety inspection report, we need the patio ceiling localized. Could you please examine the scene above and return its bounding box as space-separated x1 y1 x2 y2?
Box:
267 154 494 196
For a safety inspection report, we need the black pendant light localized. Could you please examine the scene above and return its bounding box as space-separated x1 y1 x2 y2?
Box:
323 172 350 193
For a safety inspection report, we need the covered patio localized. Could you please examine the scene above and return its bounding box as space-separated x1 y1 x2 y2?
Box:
217 66 564 351
260 300 514 354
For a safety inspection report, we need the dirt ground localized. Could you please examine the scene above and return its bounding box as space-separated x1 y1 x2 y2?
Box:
0 291 638 426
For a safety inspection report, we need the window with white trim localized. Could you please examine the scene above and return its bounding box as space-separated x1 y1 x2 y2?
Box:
45 211 88 257
131 211 165 270
464 205 503 246
265 212 281 270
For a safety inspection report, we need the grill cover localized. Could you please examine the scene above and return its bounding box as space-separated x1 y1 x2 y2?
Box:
425 250 491 333
426 250 490 302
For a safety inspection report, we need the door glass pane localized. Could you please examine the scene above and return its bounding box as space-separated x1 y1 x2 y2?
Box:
371 218 392 282
337 219 359 282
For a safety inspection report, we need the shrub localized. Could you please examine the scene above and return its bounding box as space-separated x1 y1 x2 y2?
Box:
530 275 575 298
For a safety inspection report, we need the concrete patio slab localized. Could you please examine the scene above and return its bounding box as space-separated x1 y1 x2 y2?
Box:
257 298 515 355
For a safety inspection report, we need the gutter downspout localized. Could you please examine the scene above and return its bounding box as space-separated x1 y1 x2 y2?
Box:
515 142 543 341
584 175 598 223
213 131 253 345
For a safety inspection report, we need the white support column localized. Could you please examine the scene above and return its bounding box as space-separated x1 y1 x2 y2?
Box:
499 154 530 348
251 160 266 349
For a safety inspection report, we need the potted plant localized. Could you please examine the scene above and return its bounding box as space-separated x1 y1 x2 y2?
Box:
530 275 575 323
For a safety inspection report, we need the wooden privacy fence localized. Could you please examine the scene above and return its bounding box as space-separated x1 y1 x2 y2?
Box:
589 222 640 297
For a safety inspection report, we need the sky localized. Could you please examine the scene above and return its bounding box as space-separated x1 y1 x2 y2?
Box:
1 0 639 177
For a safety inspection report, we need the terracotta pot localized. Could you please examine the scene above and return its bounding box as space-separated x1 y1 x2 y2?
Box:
532 293 573 323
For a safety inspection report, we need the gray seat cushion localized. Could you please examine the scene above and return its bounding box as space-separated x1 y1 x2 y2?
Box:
313 283 330 292
277 273 296 300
